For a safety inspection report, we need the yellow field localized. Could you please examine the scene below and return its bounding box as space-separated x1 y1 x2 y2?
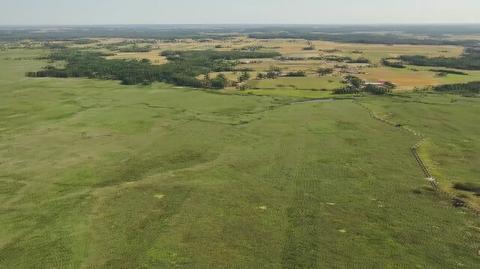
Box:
358 67 438 89
106 50 168 65
358 66 480 90
311 41 463 63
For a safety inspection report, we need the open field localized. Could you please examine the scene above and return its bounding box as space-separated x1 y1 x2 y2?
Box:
105 50 168 65
1 46 480 269
361 94 480 210
248 76 344 91
244 88 335 99
269 39 464 62
357 66 480 90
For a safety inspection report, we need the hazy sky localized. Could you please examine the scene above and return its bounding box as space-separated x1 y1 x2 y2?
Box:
1 0 479 25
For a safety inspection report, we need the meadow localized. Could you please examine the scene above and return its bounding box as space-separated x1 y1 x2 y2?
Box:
1 44 479 269
362 93 480 210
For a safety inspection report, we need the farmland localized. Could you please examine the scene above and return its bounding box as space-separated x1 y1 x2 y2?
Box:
1 25 480 268
63 36 480 91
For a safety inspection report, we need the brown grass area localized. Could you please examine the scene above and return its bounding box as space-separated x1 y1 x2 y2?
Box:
358 67 439 90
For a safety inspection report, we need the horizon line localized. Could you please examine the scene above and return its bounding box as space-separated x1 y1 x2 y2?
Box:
1 23 480 27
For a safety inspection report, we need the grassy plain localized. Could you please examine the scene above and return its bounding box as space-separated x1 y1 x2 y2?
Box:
248 76 344 90
1 48 480 268
361 94 480 209
358 66 480 90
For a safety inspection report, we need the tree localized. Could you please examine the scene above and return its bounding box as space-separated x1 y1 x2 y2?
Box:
210 74 229 89
266 66 281 79
344 75 364 89
238 71 250 83
256 73 266 79
383 81 396 90
382 58 405 68
285 71 306 77
317 68 334 76
364 84 392 95
334 85 360 94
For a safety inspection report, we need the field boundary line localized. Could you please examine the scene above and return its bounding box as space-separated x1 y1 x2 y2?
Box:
354 100 479 215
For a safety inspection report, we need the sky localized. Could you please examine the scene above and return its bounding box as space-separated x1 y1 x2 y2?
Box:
1 0 479 25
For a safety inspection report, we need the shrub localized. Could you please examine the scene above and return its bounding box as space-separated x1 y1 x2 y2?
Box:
285 71 306 77
210 74 229 89
317 68 334 76
344 75 364 88
266 66 281 79
364 84 392 95
453 182 480 194
383 81 397 90
432 81 480 95
256 73 267 79
348 57 370 64
334 85 361 94
238 71 251 82
382 58 405 68
429 69 467 75
118 46 151 53
322 55 353 62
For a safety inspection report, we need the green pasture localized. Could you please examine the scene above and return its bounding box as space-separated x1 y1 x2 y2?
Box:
0 49 479 269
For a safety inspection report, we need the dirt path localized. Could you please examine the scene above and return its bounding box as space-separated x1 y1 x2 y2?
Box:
354 100 479 215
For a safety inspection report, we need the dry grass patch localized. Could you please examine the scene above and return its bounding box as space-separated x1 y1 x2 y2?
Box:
358 67 439 90
106 49 168 64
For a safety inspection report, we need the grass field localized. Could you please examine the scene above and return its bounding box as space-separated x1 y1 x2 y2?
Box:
361 94 480 210
243 76 343 99
358 66 480 90
1 48 480 268
248 76 344 91
243 88 335 99
105 50 168 65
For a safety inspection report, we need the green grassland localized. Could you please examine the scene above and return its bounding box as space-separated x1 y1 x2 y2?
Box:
361 94 480 209
243 76 344 99
244 88 335 99
248 76 344 91
1 48 480 269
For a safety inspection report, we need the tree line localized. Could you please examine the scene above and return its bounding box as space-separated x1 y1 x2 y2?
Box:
432 81 480 95
248 32 479 47
399 48 480 70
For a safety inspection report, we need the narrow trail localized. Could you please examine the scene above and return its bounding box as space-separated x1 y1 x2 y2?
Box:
354 100 479 215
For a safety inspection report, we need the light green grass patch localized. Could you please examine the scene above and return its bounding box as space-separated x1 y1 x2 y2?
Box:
248 76 344 91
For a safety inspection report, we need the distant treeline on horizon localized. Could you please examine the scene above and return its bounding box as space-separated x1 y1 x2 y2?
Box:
1 25 480 45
